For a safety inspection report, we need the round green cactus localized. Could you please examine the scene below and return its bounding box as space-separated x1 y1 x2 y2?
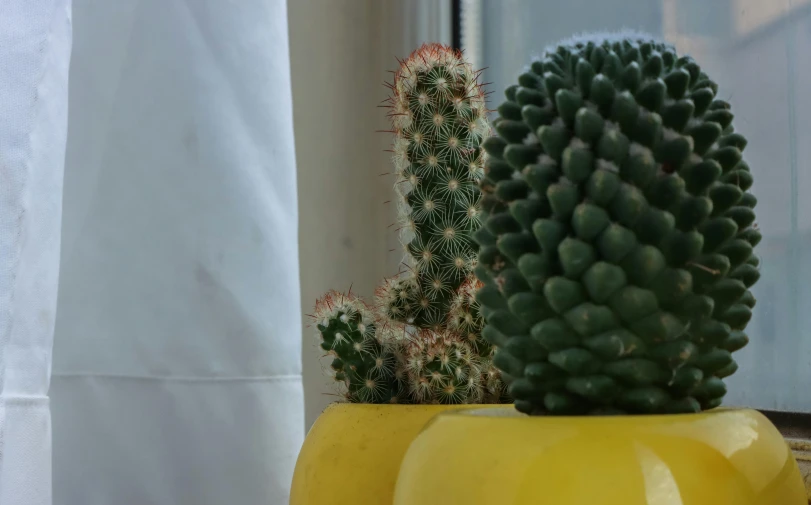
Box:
476 33 760 416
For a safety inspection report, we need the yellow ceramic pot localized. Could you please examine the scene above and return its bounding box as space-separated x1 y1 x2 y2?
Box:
394 407 806 505
290 403 500 505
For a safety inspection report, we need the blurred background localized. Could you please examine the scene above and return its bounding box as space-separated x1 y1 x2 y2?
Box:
294 0 811 429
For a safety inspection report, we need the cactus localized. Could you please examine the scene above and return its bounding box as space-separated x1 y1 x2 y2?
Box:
314 291 405 403
384 42 491 329
311 43 506 405
476 32 760 416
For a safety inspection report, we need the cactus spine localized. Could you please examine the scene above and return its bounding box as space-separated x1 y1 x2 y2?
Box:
476 32 760 416
312 43 506 405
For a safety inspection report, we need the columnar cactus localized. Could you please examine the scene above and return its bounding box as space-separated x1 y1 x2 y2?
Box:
383 42 491 329
312 43 506 405
476 32 760 416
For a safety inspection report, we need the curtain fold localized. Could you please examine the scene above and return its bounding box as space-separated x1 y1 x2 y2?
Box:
51 1 304 504
0 2 73 505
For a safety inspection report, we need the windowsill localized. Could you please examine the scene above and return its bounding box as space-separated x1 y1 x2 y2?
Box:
760 410 811 502
787 438 811 503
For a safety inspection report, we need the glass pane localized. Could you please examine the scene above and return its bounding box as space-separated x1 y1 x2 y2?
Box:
464 0 811 412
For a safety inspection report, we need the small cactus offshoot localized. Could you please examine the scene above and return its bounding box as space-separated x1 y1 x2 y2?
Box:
312 43 507 405
476 32 761 416
314 291 404 403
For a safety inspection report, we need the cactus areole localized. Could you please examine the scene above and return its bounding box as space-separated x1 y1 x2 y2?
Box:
476 32 761 416
312 43 507 405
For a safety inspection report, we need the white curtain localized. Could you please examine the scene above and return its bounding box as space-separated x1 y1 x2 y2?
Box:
31 0 300 504
0 1 72 505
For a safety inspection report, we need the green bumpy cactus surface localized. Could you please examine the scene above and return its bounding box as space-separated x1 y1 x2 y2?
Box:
476 33 760 416
311 43 507 405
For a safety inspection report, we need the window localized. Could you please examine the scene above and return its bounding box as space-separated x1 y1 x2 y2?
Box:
675 0 733 39
458 0 811 414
